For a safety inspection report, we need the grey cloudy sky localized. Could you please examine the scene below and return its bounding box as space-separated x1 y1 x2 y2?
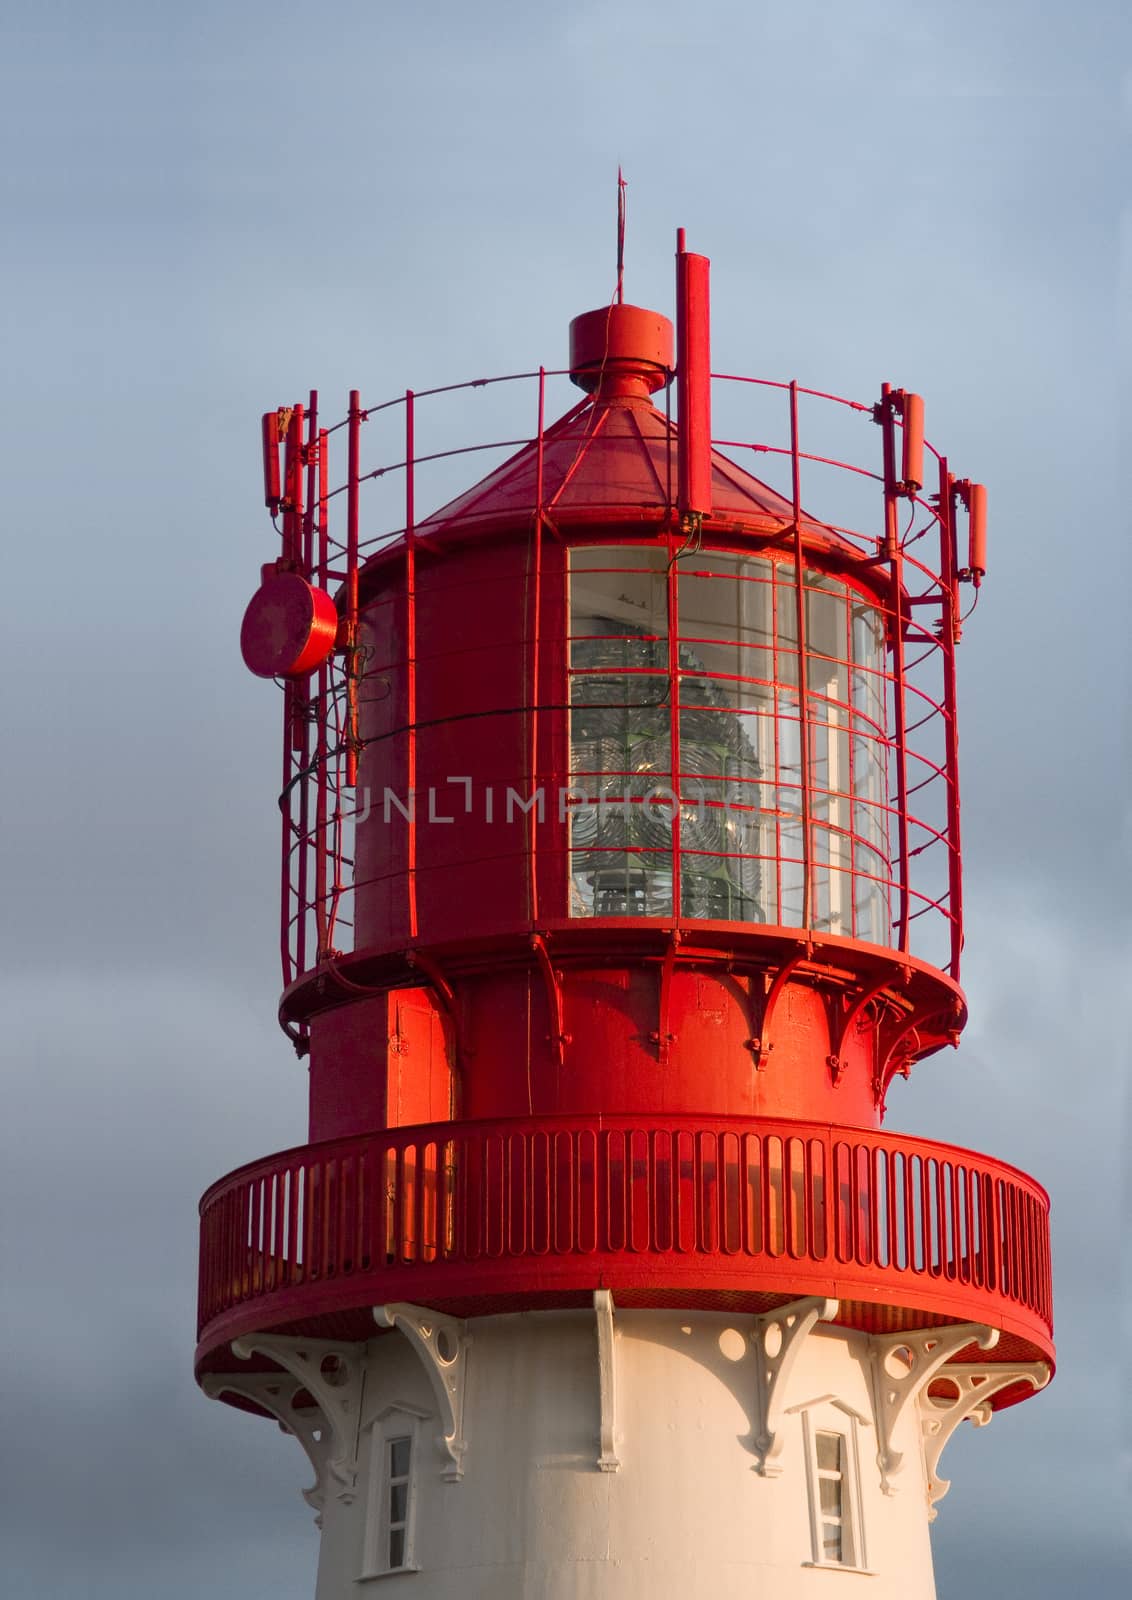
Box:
1 1 1128 1594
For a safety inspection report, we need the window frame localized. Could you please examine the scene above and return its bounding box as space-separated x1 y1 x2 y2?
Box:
793 1398 871 1575
360 1404 429 1581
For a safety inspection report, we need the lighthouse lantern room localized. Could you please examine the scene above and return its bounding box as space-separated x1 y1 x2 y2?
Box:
198 226 1052 1599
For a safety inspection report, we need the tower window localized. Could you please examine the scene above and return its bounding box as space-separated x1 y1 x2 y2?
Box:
814 1430 852 1565
362 1408 426 1580
795 1404 868 1572
386 1435 412 1570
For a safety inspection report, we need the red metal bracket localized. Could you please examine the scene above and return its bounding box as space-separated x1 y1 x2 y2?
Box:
874 1016 922 1116
649 932 680 1067
531 935 570 1067
748 951 806 1071
828 967 908 1086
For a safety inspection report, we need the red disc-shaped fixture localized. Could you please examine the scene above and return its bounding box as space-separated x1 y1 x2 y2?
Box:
240 572 338 679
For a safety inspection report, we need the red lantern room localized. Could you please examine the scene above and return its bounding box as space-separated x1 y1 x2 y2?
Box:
200 232 1052 1551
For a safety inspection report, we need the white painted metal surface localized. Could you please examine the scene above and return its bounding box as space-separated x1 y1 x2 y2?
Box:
208 1304 1043 1597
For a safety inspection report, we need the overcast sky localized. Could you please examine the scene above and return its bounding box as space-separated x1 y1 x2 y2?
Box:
1 2 1128 1595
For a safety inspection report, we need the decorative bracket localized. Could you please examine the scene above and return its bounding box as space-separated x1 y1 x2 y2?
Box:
205 1335 367 1525
873 1014 923 1112
751 1297 840 1474
648 934 679 1067
920 1361 1050 1519
749 952 806 1070
531 934 569 1067
202 1368 334 1526
875 999 962 1110
870 1323 998 1494
594 1289 620 1472
828 969 904 1085
374 1303 470 1481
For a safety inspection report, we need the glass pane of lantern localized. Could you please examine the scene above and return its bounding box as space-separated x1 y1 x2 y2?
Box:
680 800 767 923
677 554 774 679
678 702 765 786
571 546 668 669
569 675 671 782
775 566 800 685
568 849 673 917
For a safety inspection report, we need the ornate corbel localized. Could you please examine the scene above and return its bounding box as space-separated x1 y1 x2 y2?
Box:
204 1335 367 1524
749 952 806 1070
649 933 680 1067
869 1323 998 1494
203 1368 333 1525
921 1361 1050 1518
827 970 904 1085
374 1303 470 1480
751 1297 840 1474
531 934 569 1067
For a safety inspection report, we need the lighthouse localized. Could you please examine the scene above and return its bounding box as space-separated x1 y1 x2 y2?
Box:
197 229 1054 1598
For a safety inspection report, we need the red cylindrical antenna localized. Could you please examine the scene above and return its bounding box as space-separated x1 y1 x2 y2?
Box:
281 403 304 567
261 411 282 515
900 391 924 493
967 481 987 584
675 229 712 521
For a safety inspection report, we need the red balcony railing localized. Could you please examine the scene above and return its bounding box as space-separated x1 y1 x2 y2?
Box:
196 1115 1052 1373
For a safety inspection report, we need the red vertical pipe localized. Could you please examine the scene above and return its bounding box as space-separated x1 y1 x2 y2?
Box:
346 393 361 788
880 386 900 563
789 382 813 931
675 232 712 520
293 394 319 979
284 402 307 757
280 693 294 986
405 391 419 940
278 400 305 987
315 427 330 956
302 391 317 579
880 385 911 953
668 528 682 919
528 369 546 923
937 454 963 979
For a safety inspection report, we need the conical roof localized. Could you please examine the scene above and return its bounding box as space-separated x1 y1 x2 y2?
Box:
415 391 831 543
